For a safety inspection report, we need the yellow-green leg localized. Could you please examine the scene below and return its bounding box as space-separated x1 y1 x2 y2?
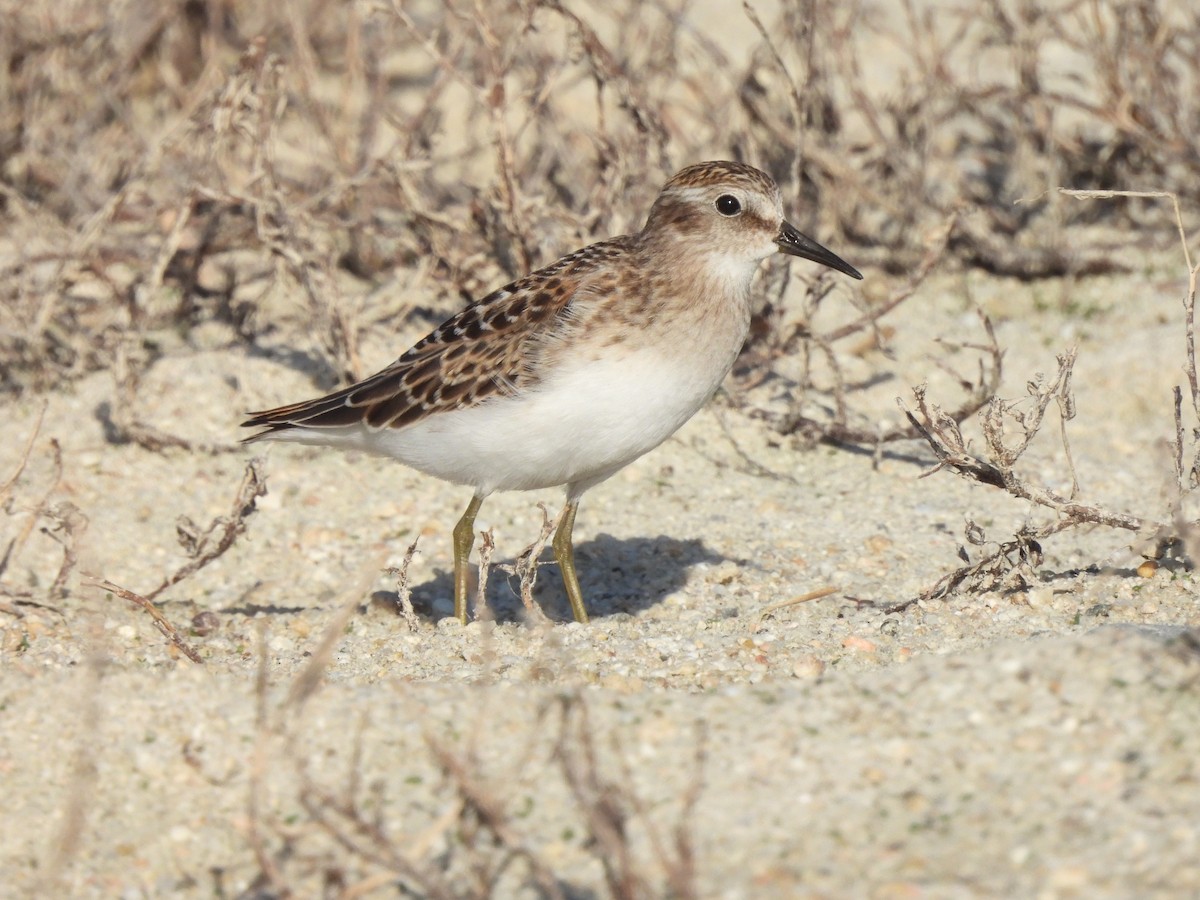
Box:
552 500 589 623
452 494 484 624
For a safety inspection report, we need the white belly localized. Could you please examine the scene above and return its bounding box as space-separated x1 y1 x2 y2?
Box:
377 344 734 495
268 339 739 497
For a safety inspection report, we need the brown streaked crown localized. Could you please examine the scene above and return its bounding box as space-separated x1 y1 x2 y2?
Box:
664 160 778 193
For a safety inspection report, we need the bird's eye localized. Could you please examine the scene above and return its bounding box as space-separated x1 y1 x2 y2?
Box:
715 194 742 216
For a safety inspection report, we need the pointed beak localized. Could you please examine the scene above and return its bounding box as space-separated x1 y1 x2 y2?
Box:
776 220 863 280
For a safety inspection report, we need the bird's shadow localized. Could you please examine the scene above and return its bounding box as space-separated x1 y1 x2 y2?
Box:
386 534 727 623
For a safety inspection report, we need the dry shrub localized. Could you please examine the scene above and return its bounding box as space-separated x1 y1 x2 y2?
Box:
3 0 1199 605
899 188 1200 605
1 0 1197 395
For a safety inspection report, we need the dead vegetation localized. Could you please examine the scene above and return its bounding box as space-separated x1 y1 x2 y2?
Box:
232 611 704 898
4 0 1200 893
4 0 1194 601
2 0 1198 393
897 188 1200 608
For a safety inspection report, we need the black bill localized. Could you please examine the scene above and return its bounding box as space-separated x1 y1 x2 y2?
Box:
776 220 863 280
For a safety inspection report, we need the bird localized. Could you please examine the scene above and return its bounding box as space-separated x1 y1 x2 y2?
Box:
242 160 862 624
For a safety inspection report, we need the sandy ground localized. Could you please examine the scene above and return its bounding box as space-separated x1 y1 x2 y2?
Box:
2 245 1199 898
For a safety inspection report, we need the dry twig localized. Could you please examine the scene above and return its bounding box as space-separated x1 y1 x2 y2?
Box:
495 502 557 622
145 457 267 601
385 537 422 630
900 188 1200 606
87 577 203 664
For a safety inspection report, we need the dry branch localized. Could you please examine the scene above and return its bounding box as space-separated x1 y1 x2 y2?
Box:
495 502 557 623
385 537 422 630
87 577 203 664
901 189 1200 606
905 371 1159 534
145 457 267 602
755 214 1005 447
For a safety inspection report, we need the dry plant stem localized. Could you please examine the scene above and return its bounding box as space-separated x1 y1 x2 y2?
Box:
39 633 104 893
742 0 805 178
553 693 648 900
236 41 364 385
285 556 388 710
906 375 1155 534
471 0 536 274
759 585 838 617
0 404 48 603
145 458 267 602
825 213 958 345
145 192 196 302
290 767 452 898
1173 386 1186 497
902 189 1200 608
1063 188 1200 493
2 439 65 597
88 577 203 664
887 519 1071 614
774 215 1001 445
496 503 556 621
475 528 496 622
248 621 291 898
269 631 454 897
425 736 567 900
1062 189 1199 401
667 723 704 900
604 704 703 900
709 404 800 485
0 400 45 510
42 503 87 598
283 717 451 899
784 311 1001 445
536 0 671 168
386 537 421 630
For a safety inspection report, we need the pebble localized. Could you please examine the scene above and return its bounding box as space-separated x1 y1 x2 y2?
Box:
791 655 826 679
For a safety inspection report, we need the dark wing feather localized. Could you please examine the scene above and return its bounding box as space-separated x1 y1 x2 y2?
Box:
241 236 635 439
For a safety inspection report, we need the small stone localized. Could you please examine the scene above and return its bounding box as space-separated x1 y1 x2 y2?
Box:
1136 559 1158 578
842 635 877 653
1026 588 1052 608
710 562 740 585
792 655 825 679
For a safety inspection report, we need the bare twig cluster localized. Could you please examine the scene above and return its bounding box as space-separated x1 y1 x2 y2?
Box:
3 1 1197 400
147 456 267 601
0 405 86 613
494 502 558 623
238 612 703 896
386 537 422 630
79 458 267 660
901 190 1200 605
737 212 1004 448
85 577 204 664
